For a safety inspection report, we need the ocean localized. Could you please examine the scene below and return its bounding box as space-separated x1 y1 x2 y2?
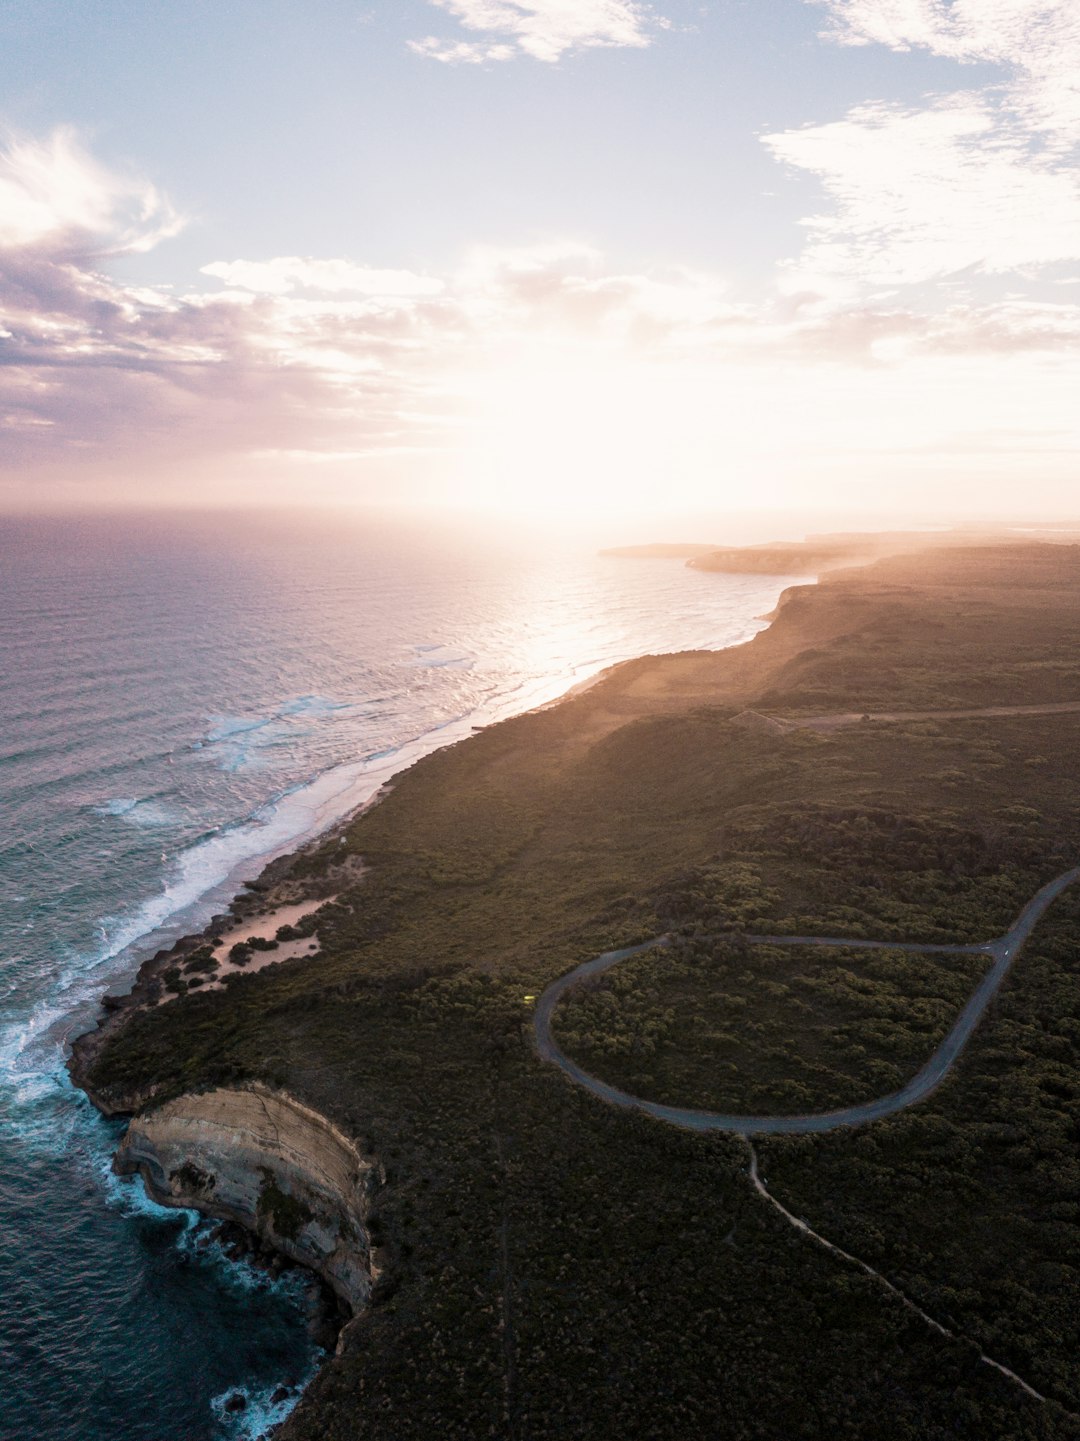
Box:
0 510 797 1441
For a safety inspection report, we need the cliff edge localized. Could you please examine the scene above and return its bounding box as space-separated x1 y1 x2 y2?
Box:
114 1084 376 1312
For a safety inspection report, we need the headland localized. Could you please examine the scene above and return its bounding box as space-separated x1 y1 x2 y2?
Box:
71 540 1080 1439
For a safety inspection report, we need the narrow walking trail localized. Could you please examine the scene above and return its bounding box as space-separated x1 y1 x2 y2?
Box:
532 856 1080 1420
746 1143 1066 1412
531 699 1080 1420
781 700 1080 733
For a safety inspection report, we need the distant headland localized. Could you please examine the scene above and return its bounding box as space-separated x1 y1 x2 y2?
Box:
602 526 1079 576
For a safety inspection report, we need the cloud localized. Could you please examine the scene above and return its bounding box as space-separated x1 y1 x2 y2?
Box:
0 133 452 479
766 1 1080 290
0 126 182 257
200 257 445 298
766 94 1080 288
409 0 666 64
816 1 1080 142
4 130 1080 511
408 37 516 64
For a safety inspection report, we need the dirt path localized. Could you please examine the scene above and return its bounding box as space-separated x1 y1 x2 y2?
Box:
531 704 1080 1421
745 1143 1067 1413
780 701 1080 733
532 870 1080 1419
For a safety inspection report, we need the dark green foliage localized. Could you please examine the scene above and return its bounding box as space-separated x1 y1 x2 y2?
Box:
758 887 1080 1411
183 946 219 974
171 1161 215 1194
257 1169 313 1241
554 937 986 1112
84 546 1080 1440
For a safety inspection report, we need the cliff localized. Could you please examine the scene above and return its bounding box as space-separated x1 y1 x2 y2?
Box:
685 530 1017 577
114 1084 376 1312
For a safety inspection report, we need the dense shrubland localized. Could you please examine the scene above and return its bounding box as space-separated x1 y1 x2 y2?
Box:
82 546 1080 1439
554 936 987 1113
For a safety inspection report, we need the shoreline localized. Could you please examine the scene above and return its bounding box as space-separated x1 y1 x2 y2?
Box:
66 595 790 1105
60 540 1080 1440
64 682 598 1100
63 574 808 1435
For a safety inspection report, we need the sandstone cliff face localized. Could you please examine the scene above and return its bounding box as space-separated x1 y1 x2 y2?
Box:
115 1085 374 1310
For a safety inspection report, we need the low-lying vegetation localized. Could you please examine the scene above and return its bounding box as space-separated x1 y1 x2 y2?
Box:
554 935 988 1114
80 544 1080 1440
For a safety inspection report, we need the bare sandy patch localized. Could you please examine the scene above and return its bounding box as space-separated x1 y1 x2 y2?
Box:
160 897 338 1003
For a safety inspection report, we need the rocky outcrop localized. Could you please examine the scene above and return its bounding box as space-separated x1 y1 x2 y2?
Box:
114 1084 376 1310
68 824 364 1112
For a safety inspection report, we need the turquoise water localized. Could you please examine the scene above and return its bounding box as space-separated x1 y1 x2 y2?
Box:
0 511 794 1440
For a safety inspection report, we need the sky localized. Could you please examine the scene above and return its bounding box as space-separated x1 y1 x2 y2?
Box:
2 0 1080 526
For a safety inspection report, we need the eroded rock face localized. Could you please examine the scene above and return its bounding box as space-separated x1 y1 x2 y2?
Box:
114 1085 374 1309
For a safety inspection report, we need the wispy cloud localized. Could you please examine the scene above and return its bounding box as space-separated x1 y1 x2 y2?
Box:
200 257 445 297
817 1 1080 142
409 0 666 64
0 126 182 256
768 1 1080 290
766 94 1080 288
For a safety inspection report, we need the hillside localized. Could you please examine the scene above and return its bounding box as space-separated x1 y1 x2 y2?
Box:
76 543 1080 1441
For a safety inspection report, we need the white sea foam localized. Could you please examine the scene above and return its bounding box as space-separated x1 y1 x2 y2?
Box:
93 797 139 817
211 1350 324 1441
278 694 352 717
204 716 274 743
0 532 803 1437
2 579 784 1110
0 707 493 1107
101 1155 200 1226
202 699 365 772
93 796 179 827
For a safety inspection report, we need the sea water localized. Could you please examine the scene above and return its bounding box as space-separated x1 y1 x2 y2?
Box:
0 511 797 1440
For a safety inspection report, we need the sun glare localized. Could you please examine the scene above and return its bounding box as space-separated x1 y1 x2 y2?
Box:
449 342 752 519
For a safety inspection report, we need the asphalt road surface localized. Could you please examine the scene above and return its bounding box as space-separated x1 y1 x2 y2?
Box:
534 868 1080 1135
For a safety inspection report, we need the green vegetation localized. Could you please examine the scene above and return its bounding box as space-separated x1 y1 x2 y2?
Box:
162 966 186 995
171 1161 216 1195
554 937 987 1113
184 946 219 974
257 1168 313 1241
759 884 1080 1410
80 544 1080 1439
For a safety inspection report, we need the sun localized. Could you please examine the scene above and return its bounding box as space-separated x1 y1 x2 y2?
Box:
446 338 754 521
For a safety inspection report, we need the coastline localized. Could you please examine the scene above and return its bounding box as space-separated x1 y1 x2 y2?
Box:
64 579 803 1426
66 596 783 1097
65 668 616 1103
67 583 792 1108
57 541 1080 1440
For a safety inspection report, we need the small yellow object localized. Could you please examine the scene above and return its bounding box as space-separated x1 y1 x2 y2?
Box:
523 994 536 1004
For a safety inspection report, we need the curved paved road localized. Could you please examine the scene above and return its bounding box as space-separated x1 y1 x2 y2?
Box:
534 867 1080 1135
